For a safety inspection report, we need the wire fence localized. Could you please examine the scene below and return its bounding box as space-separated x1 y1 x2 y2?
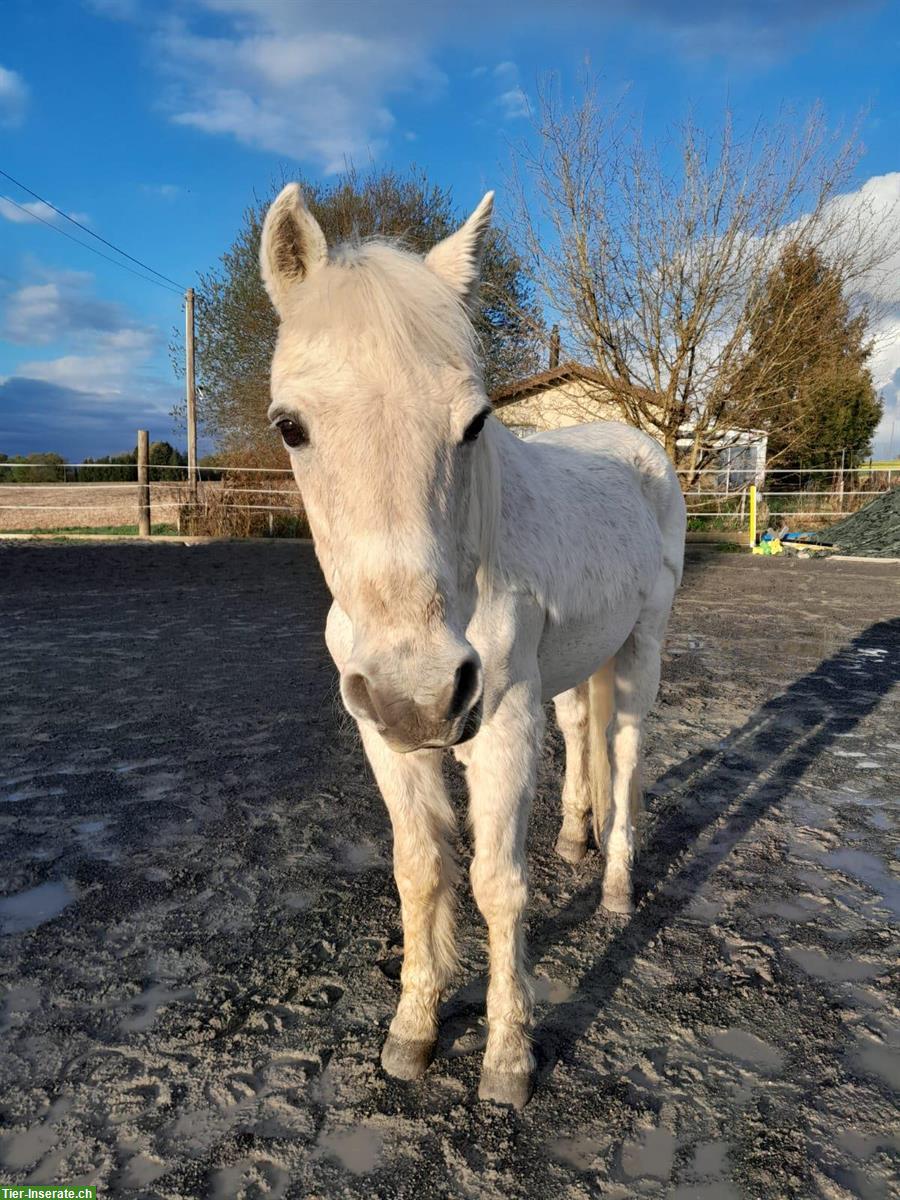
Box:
0 462 308 537
1 460 896 538
680 465 897 533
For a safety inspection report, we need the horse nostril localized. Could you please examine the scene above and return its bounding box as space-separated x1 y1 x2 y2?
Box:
447 657 480 722
344 672 380 724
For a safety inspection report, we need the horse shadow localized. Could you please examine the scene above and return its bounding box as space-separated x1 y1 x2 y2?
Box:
437 617 900 1077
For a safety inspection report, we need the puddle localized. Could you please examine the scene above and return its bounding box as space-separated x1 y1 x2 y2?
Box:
837 1129 900 1160
823 849 900 919
0 881 77 935
687 895 723 923
138 772 185 802
1 983 42 1028
621 1127 675 1180
0 1125 58 1170
786 947 885 983
342 842 385 872
755 900 815 922
1 787 66 804
315 1126 383 1175
691 1141 730 1176
851 1037 900 1090
711 1028 784 1072
671 1185 741 1200
75 819 108 836
532 974 574 1004
113 757 170 774
548 1135 604 1171
121 1153 169 1188
210 1158 289 1200
120 983 195 1032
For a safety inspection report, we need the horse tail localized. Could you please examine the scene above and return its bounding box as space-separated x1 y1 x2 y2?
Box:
588 658 615 849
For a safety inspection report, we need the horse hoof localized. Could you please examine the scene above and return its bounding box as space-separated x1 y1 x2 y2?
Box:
602 890 634 917
381 1036 434 1081
555 834 588 864
478 1070 534 1110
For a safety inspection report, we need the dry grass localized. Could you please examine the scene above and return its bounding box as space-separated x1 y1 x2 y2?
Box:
176 448 310 539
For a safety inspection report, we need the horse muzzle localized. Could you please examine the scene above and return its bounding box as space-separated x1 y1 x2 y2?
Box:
341 654 482 753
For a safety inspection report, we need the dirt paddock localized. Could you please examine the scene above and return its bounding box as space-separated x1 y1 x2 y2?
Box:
0 543 897 1199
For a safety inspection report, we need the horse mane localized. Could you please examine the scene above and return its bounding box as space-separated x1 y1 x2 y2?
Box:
474 418 503 597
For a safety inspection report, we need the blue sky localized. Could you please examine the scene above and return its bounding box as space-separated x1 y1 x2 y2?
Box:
2 0 899 459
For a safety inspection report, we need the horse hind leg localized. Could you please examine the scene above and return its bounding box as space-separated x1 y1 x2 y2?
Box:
602 575 674 915
553 659 614 864
553 682 592 863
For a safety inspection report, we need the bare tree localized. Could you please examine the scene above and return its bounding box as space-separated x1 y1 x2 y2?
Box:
512 75 896 481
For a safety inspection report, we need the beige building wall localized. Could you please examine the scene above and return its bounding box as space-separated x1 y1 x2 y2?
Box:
495 380 621 436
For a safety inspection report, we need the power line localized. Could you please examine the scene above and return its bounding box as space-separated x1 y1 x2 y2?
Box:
0 166 188 294
0 192 184 296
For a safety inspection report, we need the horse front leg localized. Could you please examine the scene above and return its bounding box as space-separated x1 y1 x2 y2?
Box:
359 724 458 1080
465 677 544 1109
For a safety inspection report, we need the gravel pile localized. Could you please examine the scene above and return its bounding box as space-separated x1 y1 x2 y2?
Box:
811 486 900 557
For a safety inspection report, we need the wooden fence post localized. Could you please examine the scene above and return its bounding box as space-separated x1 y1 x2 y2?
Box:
137 430 151 537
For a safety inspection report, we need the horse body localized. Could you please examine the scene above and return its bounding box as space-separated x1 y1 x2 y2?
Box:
260 184 686 1108
491 420 683 700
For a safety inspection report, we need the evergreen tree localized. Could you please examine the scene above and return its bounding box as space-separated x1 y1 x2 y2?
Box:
173 166 544 452
736 243 882 472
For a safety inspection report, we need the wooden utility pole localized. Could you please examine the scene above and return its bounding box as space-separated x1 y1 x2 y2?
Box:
137 429 151 537
185 287 198 500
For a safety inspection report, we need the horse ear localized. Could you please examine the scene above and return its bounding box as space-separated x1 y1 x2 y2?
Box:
424 191 494 307
260 184 328 316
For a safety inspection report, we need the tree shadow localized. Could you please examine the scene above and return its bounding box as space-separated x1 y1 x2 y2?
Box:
438 618 899 1073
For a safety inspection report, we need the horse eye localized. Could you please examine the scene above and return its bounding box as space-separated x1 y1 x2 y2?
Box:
462 410 489 444
277 418 308 448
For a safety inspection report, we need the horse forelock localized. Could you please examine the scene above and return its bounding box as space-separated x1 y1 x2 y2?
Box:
280 239 481 376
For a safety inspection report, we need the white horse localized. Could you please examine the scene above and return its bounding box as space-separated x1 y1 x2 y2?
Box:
260 185 686 1109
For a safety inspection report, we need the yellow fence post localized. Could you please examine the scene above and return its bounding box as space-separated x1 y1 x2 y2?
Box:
748 484 757 547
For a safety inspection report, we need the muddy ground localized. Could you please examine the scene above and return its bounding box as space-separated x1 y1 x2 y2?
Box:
0 542 897 1200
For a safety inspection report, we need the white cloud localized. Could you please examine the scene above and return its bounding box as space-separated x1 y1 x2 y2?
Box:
869 326 900 458
3 265 163 403
3 267 143 346
0 197 57 224
0 65 27 127
84 0 141 16
85 2 874 169
140 183 181 199
826 173 900 458
498 87 530 120
17 333 158 397
0 196 91 227
153 9 442 172
491 61 529 120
